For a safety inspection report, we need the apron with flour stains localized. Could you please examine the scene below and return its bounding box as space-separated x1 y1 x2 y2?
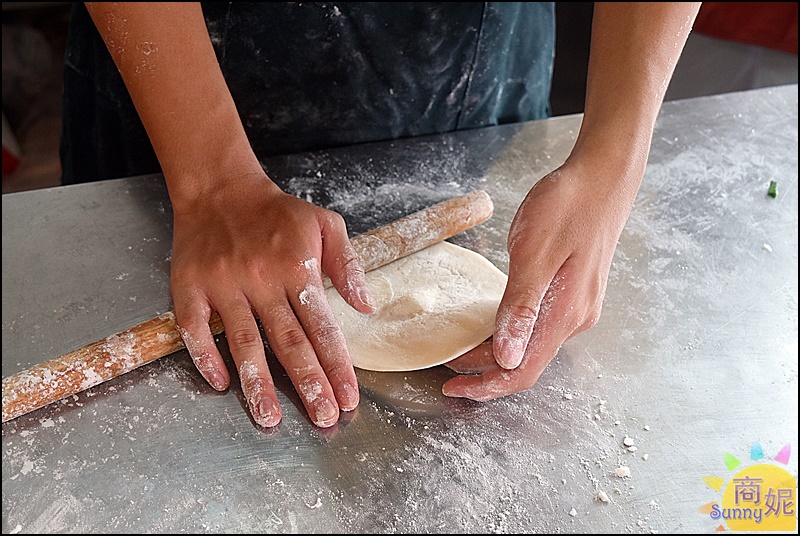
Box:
60 2 554 184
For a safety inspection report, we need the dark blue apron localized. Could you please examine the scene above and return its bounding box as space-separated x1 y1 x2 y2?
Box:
60 2 554 184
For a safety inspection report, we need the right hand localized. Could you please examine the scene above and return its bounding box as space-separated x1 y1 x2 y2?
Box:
171 171 375 428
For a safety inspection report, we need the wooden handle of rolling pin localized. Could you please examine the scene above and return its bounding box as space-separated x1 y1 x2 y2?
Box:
2 190 494 423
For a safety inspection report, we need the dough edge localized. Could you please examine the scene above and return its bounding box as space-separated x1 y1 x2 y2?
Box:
325 241 508 372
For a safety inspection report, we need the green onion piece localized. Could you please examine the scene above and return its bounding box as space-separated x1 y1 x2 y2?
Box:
768 180 778 198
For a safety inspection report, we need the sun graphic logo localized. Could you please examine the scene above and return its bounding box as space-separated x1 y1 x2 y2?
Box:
700 442 797 532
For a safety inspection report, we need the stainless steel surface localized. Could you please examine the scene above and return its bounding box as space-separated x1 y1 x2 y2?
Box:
3 86 798 533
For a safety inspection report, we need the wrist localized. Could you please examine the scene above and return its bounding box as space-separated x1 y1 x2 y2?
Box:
161 109 271 213
558 139 646 211
568 118 652 194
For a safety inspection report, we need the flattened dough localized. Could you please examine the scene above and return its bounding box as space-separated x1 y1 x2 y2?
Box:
326 241 507 372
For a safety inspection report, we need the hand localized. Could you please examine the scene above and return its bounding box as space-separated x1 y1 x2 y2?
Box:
442 154 640 400
171 171 375 427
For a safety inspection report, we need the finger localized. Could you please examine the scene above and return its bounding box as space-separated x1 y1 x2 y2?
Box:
444 329 555 401
260 302 340 428
444 340 498 374
318 212 375 314
493 264 556 370
446 275 574 400
173 291 229 392
288 276 360 412
214 293 281 428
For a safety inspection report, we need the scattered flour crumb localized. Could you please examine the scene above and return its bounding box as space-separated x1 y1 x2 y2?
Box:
597 490 610 503
642 453 650 461
762 243 773 252
563 393 573 400
627 446 638 453
20 460 35 475
40 418 55 428
623 436 635 447
10 525 22 534
613 466 631 478
643 425 651 431
613 420 621 426
568 508 578 517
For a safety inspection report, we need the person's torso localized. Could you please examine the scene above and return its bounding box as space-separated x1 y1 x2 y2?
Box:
200 2 555 155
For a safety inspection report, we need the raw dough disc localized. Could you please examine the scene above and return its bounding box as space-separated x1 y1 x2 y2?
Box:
325 241 508 372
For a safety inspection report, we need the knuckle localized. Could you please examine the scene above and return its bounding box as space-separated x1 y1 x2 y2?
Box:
585 305 603 329
273 326 309 352
320 210 347 235
176 317 201 334
206 256 232 277
588 276 606 301
228 328 262 349
339 253 363 274
330 211 347 229
293 256 319 278
325 362 353 385
510 302 540 321
170 265 204 287
502 301 540 324
238 360 264 391
242 256 265 279
308 323 344 348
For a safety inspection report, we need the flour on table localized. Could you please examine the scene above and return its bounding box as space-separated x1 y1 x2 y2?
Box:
612 466 631 478
326 241 507 372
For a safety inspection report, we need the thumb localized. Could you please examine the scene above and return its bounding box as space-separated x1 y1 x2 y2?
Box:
319 212 376 314
493 265 553 370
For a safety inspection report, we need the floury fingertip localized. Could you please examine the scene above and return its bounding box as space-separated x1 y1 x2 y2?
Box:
495 335 525 370
358 286 377 311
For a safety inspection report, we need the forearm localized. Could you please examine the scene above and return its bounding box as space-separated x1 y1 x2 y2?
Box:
573 2 701 188
85 2 264 209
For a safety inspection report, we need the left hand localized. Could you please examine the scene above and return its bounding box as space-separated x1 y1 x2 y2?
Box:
442 153 640 400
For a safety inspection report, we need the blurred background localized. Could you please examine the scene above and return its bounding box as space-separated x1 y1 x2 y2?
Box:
2 2 797 194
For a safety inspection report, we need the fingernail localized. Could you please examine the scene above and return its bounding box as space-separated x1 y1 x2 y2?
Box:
256 398 280 428
339 383 359 412
314 398 338 427
442 384 460 398
358 286 376 311
443 384 490 402
497 336 525 369
207 369 227 391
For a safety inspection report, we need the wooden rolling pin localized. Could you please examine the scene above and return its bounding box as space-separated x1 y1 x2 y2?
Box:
2 190 494 423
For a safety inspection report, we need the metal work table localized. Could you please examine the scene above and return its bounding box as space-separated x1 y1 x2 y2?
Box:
2 86 798 533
